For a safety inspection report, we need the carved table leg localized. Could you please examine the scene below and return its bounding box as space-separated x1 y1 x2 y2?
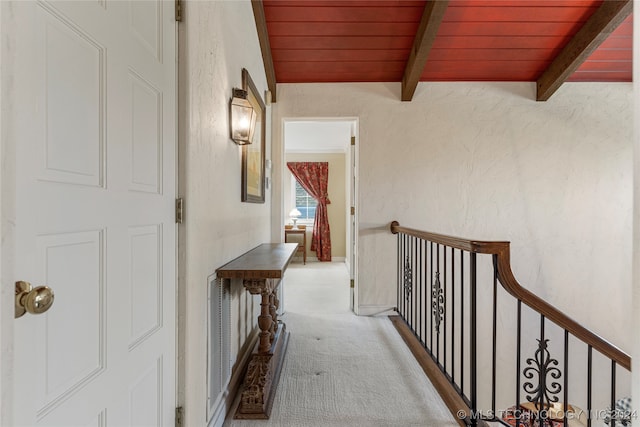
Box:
237 275 290 419
269 291 277 342
272 290 280 323
258 290 273 353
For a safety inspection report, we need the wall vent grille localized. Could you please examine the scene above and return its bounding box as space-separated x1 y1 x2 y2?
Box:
206 276 231 421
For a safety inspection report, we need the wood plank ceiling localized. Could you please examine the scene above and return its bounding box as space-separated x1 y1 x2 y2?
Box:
256 0 632 101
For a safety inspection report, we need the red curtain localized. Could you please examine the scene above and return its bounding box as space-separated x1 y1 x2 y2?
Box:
287 162 332 261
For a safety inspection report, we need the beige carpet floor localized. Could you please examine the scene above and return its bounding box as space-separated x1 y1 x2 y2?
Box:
224 262 459 427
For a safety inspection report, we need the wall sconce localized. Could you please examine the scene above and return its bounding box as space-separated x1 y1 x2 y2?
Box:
229 88 257 145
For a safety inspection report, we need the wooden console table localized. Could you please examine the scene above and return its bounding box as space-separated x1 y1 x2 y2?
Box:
216 243 298 419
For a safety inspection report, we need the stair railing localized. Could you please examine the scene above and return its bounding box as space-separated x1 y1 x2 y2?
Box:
390 221 631 427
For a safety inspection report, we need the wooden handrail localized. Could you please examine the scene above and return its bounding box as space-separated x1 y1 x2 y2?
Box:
390 221 631 371
391 221 510 253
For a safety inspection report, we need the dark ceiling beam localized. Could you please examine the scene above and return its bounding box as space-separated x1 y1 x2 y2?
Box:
252 0 277 103
536 0 631 101
401 1 449 102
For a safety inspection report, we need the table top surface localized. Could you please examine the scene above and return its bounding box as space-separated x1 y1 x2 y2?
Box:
216 243 299 279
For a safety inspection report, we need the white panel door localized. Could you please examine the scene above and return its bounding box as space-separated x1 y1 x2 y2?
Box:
11 1 176 425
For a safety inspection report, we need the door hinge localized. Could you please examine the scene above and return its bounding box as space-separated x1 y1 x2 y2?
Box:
175 0 183 22
350 279 354 288
350 136 355 146
175 406 184 427
175 198 184 224
350 206 355 215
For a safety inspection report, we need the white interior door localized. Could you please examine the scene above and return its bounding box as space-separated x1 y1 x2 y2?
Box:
10 1 176 425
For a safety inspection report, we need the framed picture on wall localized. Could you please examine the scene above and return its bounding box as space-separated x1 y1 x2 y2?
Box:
241 68 266 203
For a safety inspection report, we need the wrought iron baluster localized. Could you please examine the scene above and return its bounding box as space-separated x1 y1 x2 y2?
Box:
405 234 409 318
470 252 477 427
443 246 447 372
516 300 521 427
523 315 562 427
418 238 422 344
413 236 417 333
397 233 400 316
563 330 568 426
451 246 455 384
610 361 616 427
400 234 404 318
433 244 443 364
492 254 498 415
423 241 429 351
460 250 465 398
403 251 412 306
430 242 434 353
432 265 444 334
587 345 592 427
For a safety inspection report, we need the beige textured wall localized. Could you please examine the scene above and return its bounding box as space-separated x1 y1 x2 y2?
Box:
178 1 270 425
272 81 633 411
271 82 632 353
284 153 347 259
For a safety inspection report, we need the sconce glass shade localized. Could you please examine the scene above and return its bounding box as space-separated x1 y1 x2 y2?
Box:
230 88 257 145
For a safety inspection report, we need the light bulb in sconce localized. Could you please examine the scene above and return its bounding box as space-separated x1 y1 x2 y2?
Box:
238 116 250 129
289 208 302 228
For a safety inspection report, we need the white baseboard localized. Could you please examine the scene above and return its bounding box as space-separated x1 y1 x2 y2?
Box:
208 328 260 427
356 304 395 316
294 256 346 263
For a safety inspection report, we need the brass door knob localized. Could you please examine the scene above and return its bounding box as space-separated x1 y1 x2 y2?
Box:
15 281 55 318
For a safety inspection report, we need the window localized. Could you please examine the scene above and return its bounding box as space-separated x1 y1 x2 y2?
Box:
293 179 317 221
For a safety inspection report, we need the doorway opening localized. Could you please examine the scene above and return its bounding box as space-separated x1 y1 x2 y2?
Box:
282 118 358 312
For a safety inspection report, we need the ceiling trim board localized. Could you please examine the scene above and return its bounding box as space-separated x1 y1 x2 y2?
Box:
252 0 278 103
401 0 450 101
536 0 632 101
